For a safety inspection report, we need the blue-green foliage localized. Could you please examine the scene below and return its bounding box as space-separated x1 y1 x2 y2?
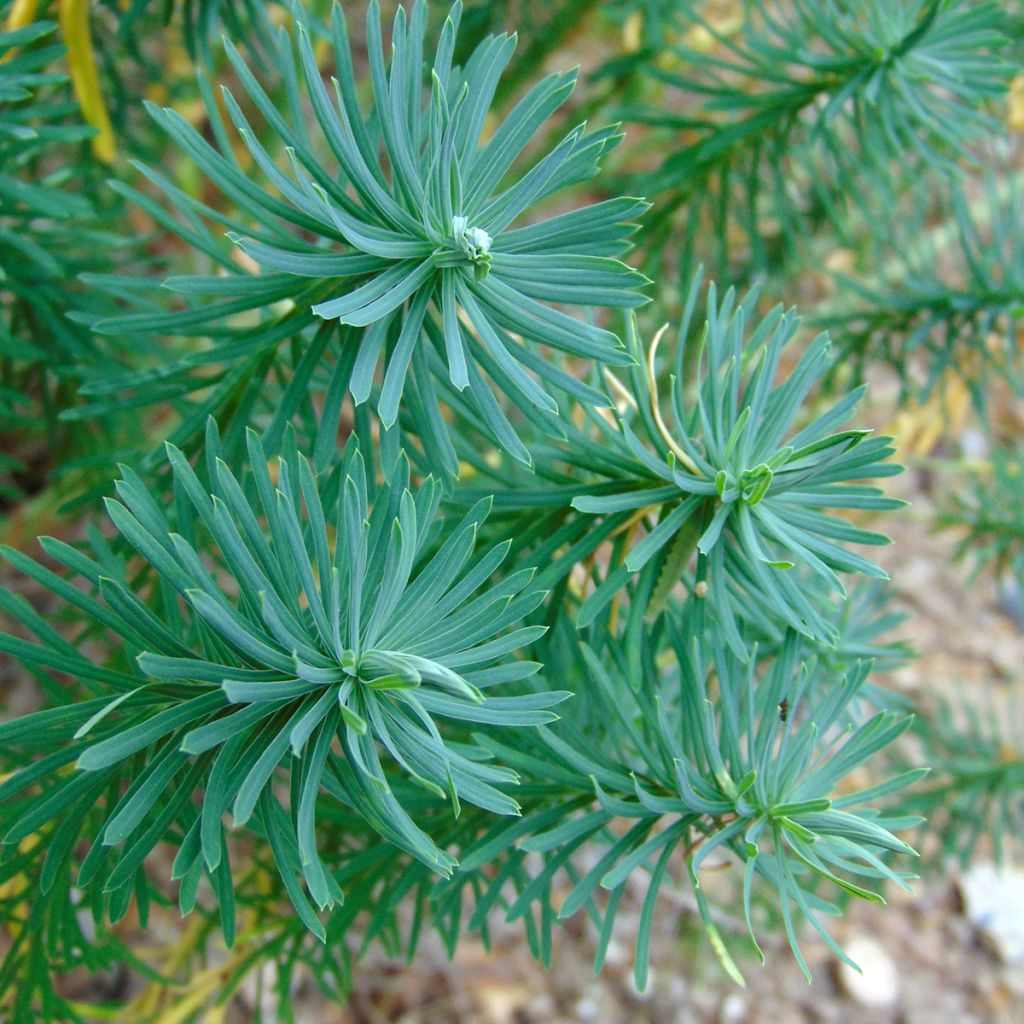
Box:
0 20 126 501
84 0 649 471
9 0 1017 1016
0 424 568 940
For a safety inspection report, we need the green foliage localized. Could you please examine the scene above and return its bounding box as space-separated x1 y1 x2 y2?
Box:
568 271 903 644
114 0 279 63
602 0 1013 275
0 18 126 502
0 426 568 938
3 0 1018 1017
85 0 649 471
828 175 1024 403
907 695 1024 865
483 619 920 987
939 443 1024 586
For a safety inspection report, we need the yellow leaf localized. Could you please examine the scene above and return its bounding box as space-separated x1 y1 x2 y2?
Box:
623 12 642 52
203 1005 228 1024
148 975 222 1024
4 0 39 31
1009 74 1024 133
2 0 40 62
59 0 115 162
886 372 971 457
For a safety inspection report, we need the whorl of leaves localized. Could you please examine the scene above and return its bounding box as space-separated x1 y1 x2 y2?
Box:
602 0 1013 274
86 0 650 469
566 271 904 648
0 424 565 939
464 613 920 989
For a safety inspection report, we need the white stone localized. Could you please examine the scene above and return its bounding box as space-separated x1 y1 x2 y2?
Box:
719 992 747 1023
960 862 1024 964
836 935 900 1008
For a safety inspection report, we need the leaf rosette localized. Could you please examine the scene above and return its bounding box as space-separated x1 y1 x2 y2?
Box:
569 271 905 650
0 425 566 938
91 0 651 466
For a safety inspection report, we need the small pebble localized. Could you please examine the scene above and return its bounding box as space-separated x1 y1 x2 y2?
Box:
836 935 900 1009
719 992 747 1023
960 863 1024 965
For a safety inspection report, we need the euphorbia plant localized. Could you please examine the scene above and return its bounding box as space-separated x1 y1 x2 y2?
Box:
6 2 986 1019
